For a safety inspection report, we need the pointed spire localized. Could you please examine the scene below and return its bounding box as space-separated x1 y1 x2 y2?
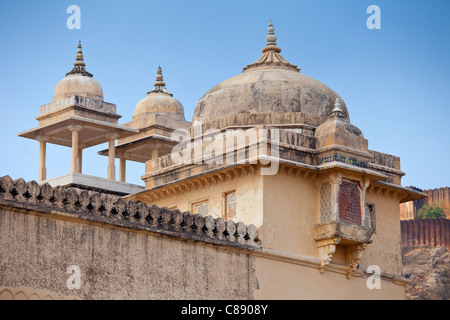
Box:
332 98 344 117
243 21 301 73
148 66 172 96
66 41 93 77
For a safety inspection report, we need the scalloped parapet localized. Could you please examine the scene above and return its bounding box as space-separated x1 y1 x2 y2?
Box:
0 175 261 248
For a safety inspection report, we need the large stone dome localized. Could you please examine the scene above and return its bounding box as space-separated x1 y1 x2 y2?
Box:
53 42 103 102
193 23 349 124
193 68 349 123
133 67 185 121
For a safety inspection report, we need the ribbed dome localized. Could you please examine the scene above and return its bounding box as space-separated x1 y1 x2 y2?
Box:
193 23 349 125
133 67 185 121
53 42 103 102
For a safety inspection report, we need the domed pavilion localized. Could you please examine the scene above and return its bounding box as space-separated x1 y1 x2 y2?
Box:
97 66 191 182
12 22 428 300
17 42 141 194
126 22 425 280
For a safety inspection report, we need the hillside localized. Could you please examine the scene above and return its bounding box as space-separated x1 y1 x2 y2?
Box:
402 246 450 300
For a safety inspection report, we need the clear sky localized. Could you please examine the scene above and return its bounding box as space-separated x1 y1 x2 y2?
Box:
0 0 449 190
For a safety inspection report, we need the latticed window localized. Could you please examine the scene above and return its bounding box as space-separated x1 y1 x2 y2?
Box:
192 200 209 216
224 191 236 220
338 180 362 225
320 182 332 222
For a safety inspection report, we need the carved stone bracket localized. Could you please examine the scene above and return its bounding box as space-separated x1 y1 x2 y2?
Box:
345 243 367 279
314 222 373 277
316 237 341 273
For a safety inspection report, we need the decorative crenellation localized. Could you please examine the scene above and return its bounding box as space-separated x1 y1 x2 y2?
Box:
0 175 261 248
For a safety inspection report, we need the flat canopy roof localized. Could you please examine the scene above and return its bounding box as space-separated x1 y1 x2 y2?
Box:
97 134 178 163
18 116 138 149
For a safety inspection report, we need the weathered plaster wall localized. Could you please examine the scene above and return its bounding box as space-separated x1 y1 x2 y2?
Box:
0 176 409 300
253 254 407 300
363 190 404 275
0 208 257 300
261 171 405 275
144 171 264 228
0 206 409 300
261 171 317 257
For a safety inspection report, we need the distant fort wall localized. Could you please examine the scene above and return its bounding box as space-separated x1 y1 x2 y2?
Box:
401 219 450 250
400 187 450 220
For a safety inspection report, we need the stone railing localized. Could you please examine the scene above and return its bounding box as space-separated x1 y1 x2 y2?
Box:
39 95 118 116
147 127 316 173
0 176 261 248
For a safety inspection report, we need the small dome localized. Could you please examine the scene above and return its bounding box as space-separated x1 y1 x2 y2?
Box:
193 23 349 125
54 74 103 101
134 67 185 121
315 99 363 138
53 42 103 102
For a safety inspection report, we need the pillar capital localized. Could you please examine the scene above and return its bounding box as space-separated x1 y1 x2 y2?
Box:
329 173 343 186
107 132 120 140
68 124 83 132
36 135 50 142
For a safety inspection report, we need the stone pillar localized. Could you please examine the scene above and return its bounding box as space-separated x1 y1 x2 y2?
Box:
37 136 48 182
120 158 126 183
151 148 159 159
329 173 342 222
78 148 83 174
68 125 82 174
361 178 370 227
107 135 118 180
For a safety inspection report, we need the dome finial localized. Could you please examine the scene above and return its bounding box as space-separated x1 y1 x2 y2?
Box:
66 41 93 77
332 98 344 117
267 20 277 46
74 41 85 67
243 22 300 73
149 66 172 96
154 65 166 88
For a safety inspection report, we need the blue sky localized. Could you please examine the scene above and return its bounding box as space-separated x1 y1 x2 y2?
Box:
0 0 449 190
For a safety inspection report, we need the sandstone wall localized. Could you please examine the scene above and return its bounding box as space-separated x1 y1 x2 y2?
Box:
0 176 409 300
426 188 450 216
401 219 450 250
0 176 260 300
400 187 450 220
